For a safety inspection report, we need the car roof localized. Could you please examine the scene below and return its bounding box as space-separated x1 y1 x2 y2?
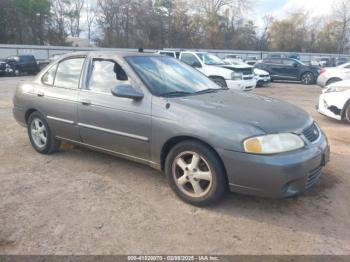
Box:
60 51 160 59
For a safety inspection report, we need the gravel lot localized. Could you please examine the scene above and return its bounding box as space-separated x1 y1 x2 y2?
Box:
0 76 349 255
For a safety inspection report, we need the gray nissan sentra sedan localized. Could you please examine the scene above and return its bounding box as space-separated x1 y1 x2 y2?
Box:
13 51 330 206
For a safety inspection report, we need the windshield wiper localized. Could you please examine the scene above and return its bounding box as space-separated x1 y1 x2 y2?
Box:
161 91 193 97
195 87 227 95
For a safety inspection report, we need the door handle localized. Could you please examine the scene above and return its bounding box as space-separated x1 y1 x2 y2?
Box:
80 99 91 106
37 91 44 97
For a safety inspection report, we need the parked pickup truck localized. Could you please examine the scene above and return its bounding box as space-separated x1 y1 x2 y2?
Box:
179 51 256 91
6 55 40 76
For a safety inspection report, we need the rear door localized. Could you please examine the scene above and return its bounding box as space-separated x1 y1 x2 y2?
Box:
263 59 283 79
77 56 151 161
35 56 86 141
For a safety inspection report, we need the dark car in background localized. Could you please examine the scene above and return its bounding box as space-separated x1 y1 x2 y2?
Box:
255 58 321 85
6 55 40 76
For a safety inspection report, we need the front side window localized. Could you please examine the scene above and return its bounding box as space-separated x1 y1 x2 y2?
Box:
42 64 57 86
127 56 222 96
282 59 295 66
180 53 200 66
88 59 129 93
54 57 85 89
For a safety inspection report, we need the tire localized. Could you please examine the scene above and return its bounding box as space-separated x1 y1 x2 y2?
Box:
301 72 315 85
210 77 227 88
27 111 60 154
343 101 350 124
165 140 227 206
326 78 342 86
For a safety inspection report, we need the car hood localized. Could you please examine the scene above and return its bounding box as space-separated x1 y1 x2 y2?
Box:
171 90 312 133
254 68 269 75
220 64 253 69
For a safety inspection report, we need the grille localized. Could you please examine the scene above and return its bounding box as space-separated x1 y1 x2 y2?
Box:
243 76 253 80
233 68 253 75
306 166 322 188
302 122 320 143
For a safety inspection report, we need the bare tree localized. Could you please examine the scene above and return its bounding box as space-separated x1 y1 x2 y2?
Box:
66 0 85 37
333 0 350 53
86 0 96 41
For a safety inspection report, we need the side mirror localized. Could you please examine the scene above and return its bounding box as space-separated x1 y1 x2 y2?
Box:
111 84 144 100
191 61 202 68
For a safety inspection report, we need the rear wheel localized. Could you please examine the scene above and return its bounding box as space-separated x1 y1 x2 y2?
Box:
301 72 315 85
27 111 60 154
210 77 227 88
165 140 227 206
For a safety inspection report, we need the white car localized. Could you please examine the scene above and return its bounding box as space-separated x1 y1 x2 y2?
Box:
179 51 256 91
317 62 350 87
317 80 350 123
254 68 271 87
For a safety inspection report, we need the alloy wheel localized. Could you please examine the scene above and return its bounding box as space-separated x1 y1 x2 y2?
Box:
302 73 313 85
30 118 47 149
172 151 213 198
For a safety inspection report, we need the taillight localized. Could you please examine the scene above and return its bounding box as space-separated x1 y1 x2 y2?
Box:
320 68 326 74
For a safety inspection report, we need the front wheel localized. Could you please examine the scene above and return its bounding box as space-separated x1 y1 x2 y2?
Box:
13 68 20 76
165 140 227 206
301 72 315 85
27 112 60 154
343 102 350 124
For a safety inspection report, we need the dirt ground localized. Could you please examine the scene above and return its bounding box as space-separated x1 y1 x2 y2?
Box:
0 76 349 255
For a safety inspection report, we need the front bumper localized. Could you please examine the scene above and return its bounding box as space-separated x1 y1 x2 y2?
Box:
256 76 271 86
317 93 343 121
226 79 256 91
218 132 330 198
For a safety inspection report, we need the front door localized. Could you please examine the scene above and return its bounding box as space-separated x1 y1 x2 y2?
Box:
77 58 151 161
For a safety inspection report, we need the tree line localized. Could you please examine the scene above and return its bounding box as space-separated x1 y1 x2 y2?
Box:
1 0 350 54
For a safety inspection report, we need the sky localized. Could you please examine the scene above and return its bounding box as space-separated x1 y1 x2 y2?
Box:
253 0 337 28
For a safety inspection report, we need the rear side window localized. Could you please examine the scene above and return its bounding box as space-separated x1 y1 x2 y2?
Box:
88 59 129 93
54 57 85 89
42 64 57 86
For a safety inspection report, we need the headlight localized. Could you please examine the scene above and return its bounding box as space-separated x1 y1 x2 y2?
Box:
231 72 242 80
324 86 350 93
243 133 305 154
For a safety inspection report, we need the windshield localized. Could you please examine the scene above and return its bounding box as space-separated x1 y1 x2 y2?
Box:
126 56 223 97
338 62 350 68
292 59 305 66
196 53 225 66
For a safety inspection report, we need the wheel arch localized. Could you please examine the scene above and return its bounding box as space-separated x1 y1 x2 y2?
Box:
326 77 342 86
208 75 226 81
25 108 39 124
160 136 227 178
